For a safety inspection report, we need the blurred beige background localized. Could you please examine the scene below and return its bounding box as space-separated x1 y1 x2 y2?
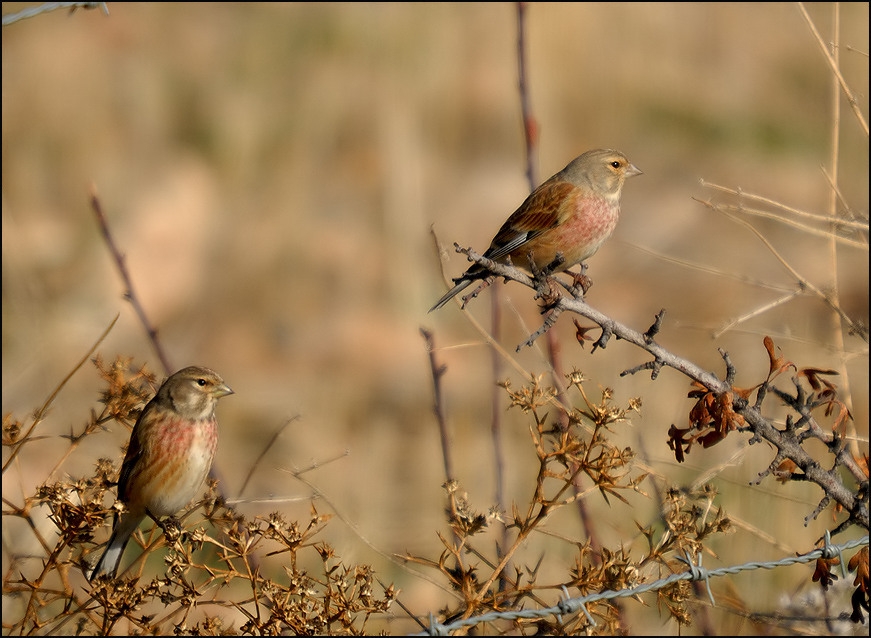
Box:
2 2 868 633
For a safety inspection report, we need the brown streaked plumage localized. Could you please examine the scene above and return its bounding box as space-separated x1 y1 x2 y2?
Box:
430 149 641 312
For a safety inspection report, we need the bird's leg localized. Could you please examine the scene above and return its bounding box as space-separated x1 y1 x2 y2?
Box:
542 253 566 276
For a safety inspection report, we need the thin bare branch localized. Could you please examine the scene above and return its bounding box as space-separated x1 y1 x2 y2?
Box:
797 2 869 136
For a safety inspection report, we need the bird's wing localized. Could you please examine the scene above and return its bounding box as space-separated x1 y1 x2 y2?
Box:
484 179 573 261
116 404 152 501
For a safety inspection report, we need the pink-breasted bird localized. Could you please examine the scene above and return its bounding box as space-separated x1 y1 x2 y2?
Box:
430 148 641 312
89 366 233 580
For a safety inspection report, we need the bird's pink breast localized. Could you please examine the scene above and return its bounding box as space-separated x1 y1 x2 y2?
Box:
132 416 218 517
512 195 619 271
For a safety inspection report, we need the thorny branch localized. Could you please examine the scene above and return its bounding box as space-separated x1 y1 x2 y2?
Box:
453 243 869 531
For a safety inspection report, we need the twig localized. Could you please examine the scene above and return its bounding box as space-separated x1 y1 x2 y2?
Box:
1 1 108 26
90 185 173 374
420 328 455 485
698 180 868 234
516 305 563 351
238 415 301 498
516 1 538 189
796 3 869 136
694 196 868 342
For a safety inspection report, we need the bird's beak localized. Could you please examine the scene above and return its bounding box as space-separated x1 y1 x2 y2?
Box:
626 163 643 177
213 383 234 398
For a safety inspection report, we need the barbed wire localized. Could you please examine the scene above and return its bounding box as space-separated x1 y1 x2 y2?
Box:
416 532 869 635
2 1 108 27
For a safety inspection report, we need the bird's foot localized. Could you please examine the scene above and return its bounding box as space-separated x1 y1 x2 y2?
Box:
153 514 183 542
536 277 564 313
565 263 593 297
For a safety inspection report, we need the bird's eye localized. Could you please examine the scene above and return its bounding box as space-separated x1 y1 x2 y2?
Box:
610 161 621 169
196 378 207 387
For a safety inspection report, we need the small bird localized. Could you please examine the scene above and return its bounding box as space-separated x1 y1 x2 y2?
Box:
89 366 233 580
430 149 642 312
